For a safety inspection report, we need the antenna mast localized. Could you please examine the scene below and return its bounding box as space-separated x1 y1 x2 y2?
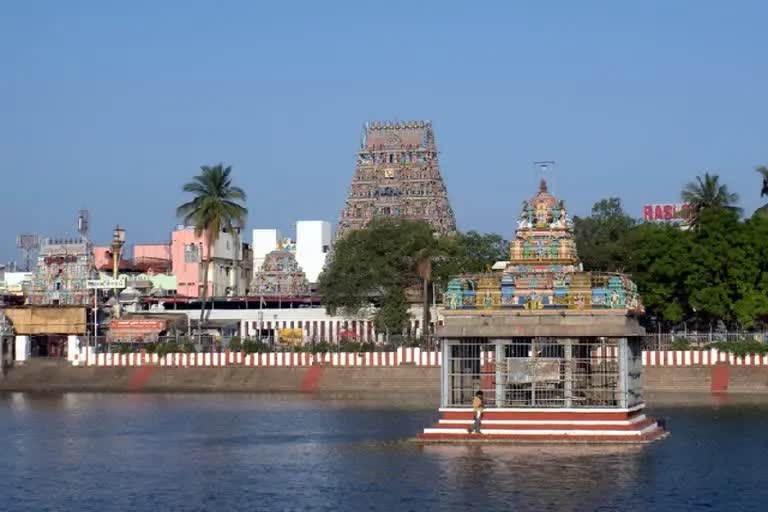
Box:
16 234 40 272
533 161 556 188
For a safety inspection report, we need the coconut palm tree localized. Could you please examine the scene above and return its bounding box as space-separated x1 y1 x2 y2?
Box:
757 166 768 197
177 164 248 329
753 166 768 220
681 172 740 228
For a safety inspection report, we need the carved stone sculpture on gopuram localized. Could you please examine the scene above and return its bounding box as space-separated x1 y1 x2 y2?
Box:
335 121 457 240
444 179 644 313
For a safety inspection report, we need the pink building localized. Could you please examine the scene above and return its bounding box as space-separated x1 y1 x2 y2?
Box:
93 246 112 271
171 227 251 298
93 243 172 274
171 228 205 298
90 227 250 298
135 244 171 262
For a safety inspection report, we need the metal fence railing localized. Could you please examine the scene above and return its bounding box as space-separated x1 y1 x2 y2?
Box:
643 332 768 350
81 335 440 355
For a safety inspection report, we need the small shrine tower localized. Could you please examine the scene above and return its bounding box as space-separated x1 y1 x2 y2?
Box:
418 180 666 443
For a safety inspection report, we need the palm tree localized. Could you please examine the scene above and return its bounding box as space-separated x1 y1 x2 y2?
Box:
757 166 768 197
681 172 740 228
177 164 248 329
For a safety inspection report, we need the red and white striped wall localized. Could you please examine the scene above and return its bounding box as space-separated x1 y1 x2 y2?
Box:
72 346 441 368
642 349 768 367
71 348 768 368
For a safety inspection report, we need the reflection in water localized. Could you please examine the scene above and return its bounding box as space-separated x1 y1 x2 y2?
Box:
1 393 768 512
423 444 645 512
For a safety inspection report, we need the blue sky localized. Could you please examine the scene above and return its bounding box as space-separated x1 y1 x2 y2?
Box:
1 1 766 263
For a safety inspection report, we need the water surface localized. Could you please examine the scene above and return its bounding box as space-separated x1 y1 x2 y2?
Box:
1 393 767 511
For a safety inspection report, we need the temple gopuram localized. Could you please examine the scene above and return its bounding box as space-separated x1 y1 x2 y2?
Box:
336 121 456 239
418 180 666 444
26 237 95 306
249 245 310 297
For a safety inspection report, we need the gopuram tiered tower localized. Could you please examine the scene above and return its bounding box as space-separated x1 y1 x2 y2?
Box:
336 121 456 239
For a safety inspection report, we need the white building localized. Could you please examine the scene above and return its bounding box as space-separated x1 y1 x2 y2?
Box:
2 271 33 296
295 221 331 283
152 304 439 344
251 229 280 277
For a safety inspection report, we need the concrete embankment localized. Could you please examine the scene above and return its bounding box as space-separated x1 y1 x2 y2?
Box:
0 360 441 401
645 365 768 393
3 361 768 402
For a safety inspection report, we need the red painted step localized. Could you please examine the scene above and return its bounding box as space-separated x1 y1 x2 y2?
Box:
416 428 667 443
431 418 656 432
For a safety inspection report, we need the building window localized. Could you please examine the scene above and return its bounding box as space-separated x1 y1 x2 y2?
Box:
184 244 200 263
322 245 330 253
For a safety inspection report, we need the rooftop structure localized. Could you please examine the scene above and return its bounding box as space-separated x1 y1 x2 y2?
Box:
336 121 456 239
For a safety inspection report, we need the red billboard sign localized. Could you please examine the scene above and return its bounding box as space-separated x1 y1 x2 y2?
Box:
643 204 692 223
109 319 167 332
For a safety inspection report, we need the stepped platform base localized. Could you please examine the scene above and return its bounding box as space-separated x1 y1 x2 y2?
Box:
416 404 668 445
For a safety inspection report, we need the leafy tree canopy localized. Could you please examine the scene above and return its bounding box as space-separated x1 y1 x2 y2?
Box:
681 172 740 229
318 219 507 334
624 207 768 330
434 231 509 285
573 198 636 272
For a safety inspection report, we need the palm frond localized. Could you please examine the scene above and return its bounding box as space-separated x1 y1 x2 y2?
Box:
177 164 248 241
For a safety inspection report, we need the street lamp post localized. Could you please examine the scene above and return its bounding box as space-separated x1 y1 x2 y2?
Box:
111 226 126 296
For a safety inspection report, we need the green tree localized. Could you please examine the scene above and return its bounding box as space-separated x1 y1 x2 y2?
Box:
625 206 768 331
753 166 768 220
573 198 636 272
375 287 410 338
624 222 692 327
434 231 508 283
684 208 739 327
681 172 740 228
731 214 768 328
176 164 248 328
757 165 768 197
319 218 441 337
319 221 507 337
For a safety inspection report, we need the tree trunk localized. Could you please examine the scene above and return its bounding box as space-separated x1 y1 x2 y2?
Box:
199 233 212 331
234 229 240 296
417 258 432 345
422 277 430 344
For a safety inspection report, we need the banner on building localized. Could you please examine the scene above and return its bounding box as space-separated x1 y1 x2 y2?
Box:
87 277 127 289
278 328 303 344
642 204 692 223
108 318 169 342
109 319 168 332
4 306 87 335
